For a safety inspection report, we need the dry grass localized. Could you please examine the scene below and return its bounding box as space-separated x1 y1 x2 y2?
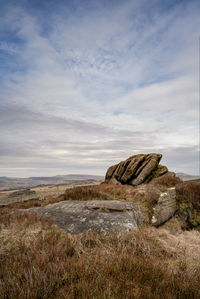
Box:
0 196 63 216
1 179 199 229
0 212 200 299
64 186 111 201
0 186 105 217
151 173 182 189
0 182 100 206
0 186 111 217
0 177 199 298
174 181 200 229
176 181 200 210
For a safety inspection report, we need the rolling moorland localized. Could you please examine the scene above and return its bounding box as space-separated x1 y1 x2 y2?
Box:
0 155 200 299
176 173 200 182
0 172 198 208
0 175 103 207
0 174 104 190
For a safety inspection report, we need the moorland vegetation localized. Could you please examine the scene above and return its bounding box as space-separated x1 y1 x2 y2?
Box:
0 173 200 298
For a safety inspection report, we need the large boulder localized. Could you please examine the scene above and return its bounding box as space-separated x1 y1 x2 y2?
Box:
26 186 178 234
105 153 168 186
105 163 119 180
28 200 143 235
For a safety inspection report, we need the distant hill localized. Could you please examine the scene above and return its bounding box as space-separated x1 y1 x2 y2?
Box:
0 174 104 190
176 173 193 178
176 173 200 181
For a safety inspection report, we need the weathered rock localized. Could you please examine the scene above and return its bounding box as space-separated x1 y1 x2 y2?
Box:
113 160 131 181
168 171 176 177
108 178 121 185
144 164 168 183
154 164 168 177
28 200 143 235
151 187 177 226
105 163 119 180
121 155 145 183
131 154 161 186
105 153 166 186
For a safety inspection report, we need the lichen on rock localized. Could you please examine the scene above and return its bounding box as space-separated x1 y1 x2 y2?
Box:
151 187 177 226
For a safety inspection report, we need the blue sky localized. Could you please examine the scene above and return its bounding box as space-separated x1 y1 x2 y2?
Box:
0 0 199 177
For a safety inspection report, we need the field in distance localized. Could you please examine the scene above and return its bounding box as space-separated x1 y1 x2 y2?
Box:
0 174 103 190
0 174 103 206
176 173 200 182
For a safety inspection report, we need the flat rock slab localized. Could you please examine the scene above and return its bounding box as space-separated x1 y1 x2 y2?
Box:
28 200 143 234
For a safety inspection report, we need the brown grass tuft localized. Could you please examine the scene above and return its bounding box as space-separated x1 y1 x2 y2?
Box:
176 181 200 210
151 173 182 188
0 196 64 216
1 179 200 297
64 186 110 201
1 213 200 298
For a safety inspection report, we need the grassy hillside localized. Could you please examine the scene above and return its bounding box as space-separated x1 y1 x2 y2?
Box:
0 213 200 298
0 175 200 298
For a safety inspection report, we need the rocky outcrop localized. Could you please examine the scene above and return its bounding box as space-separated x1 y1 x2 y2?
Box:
26 187 177 234
105 153 168 186
28 200 143 235
22 184 182 234
151 187 177 226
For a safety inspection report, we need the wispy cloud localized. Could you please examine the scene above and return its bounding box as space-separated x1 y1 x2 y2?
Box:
0 0 199 176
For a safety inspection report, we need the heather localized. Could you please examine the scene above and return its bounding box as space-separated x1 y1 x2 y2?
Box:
0 212 200 298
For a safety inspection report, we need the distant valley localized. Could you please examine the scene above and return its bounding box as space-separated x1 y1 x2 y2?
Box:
0 172 199 207
0 174 103 206
0 172 199 191
0 174 104 190
176 173 200 181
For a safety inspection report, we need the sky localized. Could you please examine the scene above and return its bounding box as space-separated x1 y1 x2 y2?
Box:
0 0 199 177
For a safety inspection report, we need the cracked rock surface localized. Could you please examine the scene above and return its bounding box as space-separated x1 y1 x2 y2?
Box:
28 200 143 234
